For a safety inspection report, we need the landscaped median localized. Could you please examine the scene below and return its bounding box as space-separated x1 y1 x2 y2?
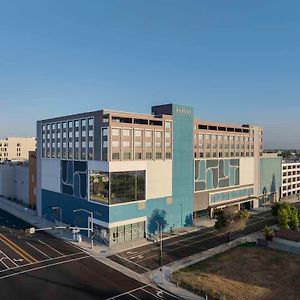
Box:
172 243 300 300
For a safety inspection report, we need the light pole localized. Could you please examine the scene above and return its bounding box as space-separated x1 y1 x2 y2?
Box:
73 209 94 249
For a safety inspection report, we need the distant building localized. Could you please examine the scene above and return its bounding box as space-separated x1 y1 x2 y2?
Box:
0 137 36 162
0 151 37 208
281 160 300 199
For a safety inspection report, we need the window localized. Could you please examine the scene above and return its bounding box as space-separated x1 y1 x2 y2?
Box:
146 152 152 159
165 121 172 129
134 141 142 147
112 141 120 147
166 152 172 159
74 120 79 128
112 128 120 136
166 142 171 148
123 141 130 147
112 153 120 160
62 122 67 129
165 131 171 139
155 131 162 138
88 118 94 126
81 119 86 127
89 171 109 204
145 131 152 138
134 130 142 137
102 128 108 136
110 171 145 204
155 152 162 159
155 142 162 148
123 129 131 136
123 152 131 160
135 152 142 160
145 142 152 148
68 121 73 128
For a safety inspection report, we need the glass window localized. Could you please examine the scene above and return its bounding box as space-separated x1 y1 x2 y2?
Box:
74 120 79 128
112 153 120 160
88 118 94 126
81 119 86 127
155 152 162 159
123 152 131 160
89 130 93 137
135 152 142 160
145 142 152 148
165 121 172 129
68 121 73 128
155 131 162 138
145 130 152 138
110 171 145 204
89 171 109 204
165 131 171 139
62 122 66 129
134 130 142 137
123 129 131 136
112 128 120 136
134 141 142 147
123 141 130 147
112 141 119 147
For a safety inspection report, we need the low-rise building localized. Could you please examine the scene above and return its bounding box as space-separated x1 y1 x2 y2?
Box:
0 137 36 162
281 160 300 199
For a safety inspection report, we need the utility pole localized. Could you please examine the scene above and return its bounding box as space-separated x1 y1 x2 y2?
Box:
159 225 163 283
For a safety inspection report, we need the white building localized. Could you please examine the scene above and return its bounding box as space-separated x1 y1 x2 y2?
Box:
281 160 300 198
0 137 36 162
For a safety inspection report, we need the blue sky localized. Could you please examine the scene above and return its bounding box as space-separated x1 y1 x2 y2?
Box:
0 0 299 148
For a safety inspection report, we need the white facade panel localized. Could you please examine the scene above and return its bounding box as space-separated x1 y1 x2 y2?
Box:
146 160 172 199
41 159 61 193
239 157 255 186
109 161 147 172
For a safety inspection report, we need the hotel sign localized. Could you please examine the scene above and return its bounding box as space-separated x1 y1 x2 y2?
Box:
175 107 192 115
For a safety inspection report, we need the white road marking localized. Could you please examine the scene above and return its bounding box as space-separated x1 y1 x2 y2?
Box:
141 288 161 299
0 258 9 269
105 285 149 300
0 255 90 280
26 242 51 259
0 250 18 267
0 252 85 273
128 293 140 300
37 239 64 256
116 255 150 272
13 259 24 262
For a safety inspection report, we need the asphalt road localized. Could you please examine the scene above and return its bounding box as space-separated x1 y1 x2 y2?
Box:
0 208 179 300
109 206 300 274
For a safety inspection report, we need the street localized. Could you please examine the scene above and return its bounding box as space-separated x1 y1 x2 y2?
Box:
0 208 179 300
108 207 297 273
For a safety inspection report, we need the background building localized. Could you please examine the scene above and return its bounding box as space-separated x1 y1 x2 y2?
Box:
0 137 36 162
281 160 300 199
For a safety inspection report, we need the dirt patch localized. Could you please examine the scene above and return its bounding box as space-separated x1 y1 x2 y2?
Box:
172 246 300 300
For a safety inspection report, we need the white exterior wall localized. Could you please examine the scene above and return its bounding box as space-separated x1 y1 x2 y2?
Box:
15 166 29 204
41 158 61 193
239 157 255 185
0 165 29 204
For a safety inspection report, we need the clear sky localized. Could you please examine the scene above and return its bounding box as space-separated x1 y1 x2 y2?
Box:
0 0 299 149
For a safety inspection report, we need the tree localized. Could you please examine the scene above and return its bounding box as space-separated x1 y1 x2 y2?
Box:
272 202 299 230
278 207 290 229
215 207 250 243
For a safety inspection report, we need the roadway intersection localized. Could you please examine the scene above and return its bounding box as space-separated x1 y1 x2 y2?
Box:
0 208 179 300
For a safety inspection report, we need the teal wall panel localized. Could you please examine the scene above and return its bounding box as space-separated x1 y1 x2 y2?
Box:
260 157 282 194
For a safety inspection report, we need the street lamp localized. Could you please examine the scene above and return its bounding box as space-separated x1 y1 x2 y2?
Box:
73 209 94 249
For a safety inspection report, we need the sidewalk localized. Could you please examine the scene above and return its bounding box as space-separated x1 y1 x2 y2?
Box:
149 233 259 300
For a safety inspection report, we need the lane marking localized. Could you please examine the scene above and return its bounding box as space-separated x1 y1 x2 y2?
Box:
141 288 161 299
26 242 51 259
128 293 140 300
105 285 149 300
0 255 90 280
0 250 18 267
115 255 150 272
37 239 64 256
0 258 9 269
0 252 85 273
143 287 181 300
0 234 37 263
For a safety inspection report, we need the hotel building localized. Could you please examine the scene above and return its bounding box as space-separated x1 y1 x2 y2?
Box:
36 103 277 245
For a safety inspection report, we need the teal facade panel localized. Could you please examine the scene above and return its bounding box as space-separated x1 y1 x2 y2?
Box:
260 157 282 194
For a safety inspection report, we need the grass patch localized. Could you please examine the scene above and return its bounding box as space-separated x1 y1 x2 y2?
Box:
172 246 300 300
